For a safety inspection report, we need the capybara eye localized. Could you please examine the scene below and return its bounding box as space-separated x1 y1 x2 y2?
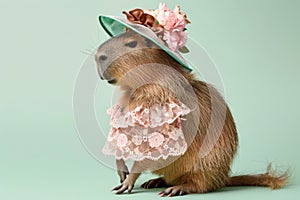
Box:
125 41 137 48
99 55 107 61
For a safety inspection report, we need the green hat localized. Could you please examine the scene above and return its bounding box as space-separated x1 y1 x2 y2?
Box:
98 11 192 71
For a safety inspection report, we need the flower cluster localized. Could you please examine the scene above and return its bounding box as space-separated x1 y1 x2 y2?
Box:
144 3 189 51
123 2 190 52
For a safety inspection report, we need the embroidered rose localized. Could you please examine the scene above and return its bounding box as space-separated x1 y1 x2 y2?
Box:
132 135 143 145
148 132 164 148
116 134 128 148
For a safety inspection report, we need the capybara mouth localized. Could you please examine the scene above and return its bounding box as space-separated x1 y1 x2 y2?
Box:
107 79 117 84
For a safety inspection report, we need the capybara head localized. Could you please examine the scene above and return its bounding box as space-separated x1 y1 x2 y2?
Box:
95 30 188 86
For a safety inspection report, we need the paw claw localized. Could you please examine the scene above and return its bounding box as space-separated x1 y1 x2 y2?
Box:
113 179 134 194
112 185 122 191
159 185 189 197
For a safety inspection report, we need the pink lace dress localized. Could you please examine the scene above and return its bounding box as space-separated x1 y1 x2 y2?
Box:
102 101 190 161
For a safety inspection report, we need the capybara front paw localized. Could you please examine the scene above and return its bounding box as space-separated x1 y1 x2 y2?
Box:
112 178 135 194
118 170 129 183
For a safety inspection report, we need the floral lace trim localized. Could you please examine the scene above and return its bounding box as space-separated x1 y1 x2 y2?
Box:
102 127 187 161
102 101 190 161
107 101 190 128
103 143 187 161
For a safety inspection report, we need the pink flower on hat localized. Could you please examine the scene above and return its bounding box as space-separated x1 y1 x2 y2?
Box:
147 3 186 31
148 132 165 148
163 30 187 53
144 3 189 51
123 3 190 52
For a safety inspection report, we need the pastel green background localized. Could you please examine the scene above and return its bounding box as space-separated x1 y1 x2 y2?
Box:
1 0 299 199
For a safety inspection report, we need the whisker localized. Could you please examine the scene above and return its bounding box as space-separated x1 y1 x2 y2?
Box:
85 48 97 54
80 50 95 56
87 47 97 52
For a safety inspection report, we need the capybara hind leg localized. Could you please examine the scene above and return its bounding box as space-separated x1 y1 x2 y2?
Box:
159 171 222 196
141 177 169 189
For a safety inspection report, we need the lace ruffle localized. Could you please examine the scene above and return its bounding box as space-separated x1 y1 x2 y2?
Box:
107 101 190 128
103 101 190 161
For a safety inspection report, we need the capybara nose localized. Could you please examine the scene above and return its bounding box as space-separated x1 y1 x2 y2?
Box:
99 55 108 61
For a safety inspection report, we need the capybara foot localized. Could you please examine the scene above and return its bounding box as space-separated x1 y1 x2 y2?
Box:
141 177 168 189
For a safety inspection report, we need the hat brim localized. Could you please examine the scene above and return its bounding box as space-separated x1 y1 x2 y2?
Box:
99 15 192 71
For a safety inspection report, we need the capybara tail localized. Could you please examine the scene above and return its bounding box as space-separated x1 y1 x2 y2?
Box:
227 164 290 189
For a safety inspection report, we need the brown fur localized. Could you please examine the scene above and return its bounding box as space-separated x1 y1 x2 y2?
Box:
96 31 289 195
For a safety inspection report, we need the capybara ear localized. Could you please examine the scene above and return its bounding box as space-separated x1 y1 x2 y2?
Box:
144 38 153 48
